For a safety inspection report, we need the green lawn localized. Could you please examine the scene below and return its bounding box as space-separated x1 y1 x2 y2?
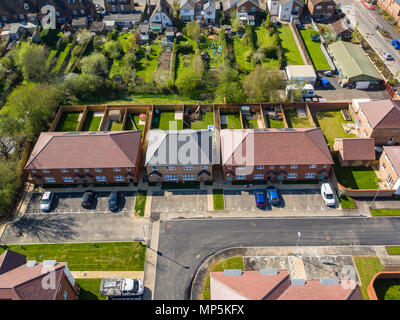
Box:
134 190 147 216
200 36 224 69
213 189 225 211
82 111 102 131
299 28 330 70
136 41 162 83
152 111 183 130
334 162 379 189
0 242 146 271
190 111 214 130
233 36 254 72
370 209 400 216
76 279 106 300
55 112 80 132
203 257 243 300
254 27 280 69
125 113 145 135
387 247 400 255
339 195 357 209
284 108 311 128
53 43 72 73
277 25 304 66
175 38 196 80
374 279 400 300
46 49 58 70
315 110 356 147
354 257 383 300
109 121 122 131
221 113 242 129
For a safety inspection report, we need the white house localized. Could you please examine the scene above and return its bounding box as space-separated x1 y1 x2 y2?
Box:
150 0 174 32
180 0 195 22
267 0 303 21
203 0 217 25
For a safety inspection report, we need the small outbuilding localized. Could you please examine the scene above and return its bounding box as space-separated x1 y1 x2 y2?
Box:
333 138 376 167
285 65 317 85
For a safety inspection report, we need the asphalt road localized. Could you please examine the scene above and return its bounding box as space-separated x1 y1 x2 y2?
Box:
337 0 400 81
153 217 400 300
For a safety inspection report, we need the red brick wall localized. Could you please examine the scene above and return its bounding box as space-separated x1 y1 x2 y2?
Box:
55 272 79 300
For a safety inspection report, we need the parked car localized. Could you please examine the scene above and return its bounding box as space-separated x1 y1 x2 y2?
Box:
40 191 55 212
108 192 121 211
383 52 394 61
254 189 266 209
321 182 335 207
392 39 400 49
266 186 280 206
82 191 96 209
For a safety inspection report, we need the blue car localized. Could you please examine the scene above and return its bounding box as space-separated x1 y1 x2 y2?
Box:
392 39 400 49
254 189 266 209
266 186 280 206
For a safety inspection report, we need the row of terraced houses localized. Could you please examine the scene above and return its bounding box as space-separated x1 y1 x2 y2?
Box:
23 100 400 192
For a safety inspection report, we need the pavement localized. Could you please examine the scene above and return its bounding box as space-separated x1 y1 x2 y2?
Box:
153 217 400 299
70 271 144 279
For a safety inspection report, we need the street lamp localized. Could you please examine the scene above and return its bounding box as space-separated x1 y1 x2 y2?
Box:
294 232 301 256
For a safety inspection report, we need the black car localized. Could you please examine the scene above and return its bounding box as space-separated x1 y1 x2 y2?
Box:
82 191 96 209
108 192 120 211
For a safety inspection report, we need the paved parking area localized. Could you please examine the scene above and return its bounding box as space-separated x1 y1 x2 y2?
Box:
151 190 208 213
26 191 136 214
244 255 359 282
0 191 146 244
224 189 338 212
314 74 390 101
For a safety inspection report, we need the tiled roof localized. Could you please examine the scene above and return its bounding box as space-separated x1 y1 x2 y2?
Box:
330 19 352 35
335 138 375 161
220 128 333 166
359 99 400 129
0 250 26 275
25 131 141 170
383 146 400 175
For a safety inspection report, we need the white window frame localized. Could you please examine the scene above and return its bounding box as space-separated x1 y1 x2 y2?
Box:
200 166 208 170
114 176 125 182
61 169 69 173
305 173 316 179
280 165 285 169
166 166 176 171
236 174 246 180
96 176 107 182
288 173 297 179
182 174 196 181
256 165 264 170
165 174 178 181
290 165 298 169
113 168 121 172
95 168 102 173
237 166 245 170
254 174 264 180
45 177 56 183
309 164 317 169
42 169 50 173
184 166 194 171
63 177 74 183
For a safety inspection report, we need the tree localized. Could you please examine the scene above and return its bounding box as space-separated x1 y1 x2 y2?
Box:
103 40 123 60
79 53 109 77
14 42 47 82
0 158 22 217
175 69 202 98
76 29 92 46
172 0 180 18
62 73 105 102
230 10 242 32
215 63 245 103
185 21 201 46
193 50 205 76
243 65 284 102
93 35 103 51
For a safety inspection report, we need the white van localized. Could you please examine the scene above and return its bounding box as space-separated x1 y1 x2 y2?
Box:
321 182 335 207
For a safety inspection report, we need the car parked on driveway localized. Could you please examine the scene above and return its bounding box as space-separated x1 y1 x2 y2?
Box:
40 192 55 212
266 186 280 206
254 189 267 209
82 191 96 209
321 182 335 207
108 192 121 212
383 52 394 61
392 39 400 49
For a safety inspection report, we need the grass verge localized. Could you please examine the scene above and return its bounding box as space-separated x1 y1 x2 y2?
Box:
353 256 383 300
76 279 106 300
134 190 147 216
213 189 224 211
370 209 400 216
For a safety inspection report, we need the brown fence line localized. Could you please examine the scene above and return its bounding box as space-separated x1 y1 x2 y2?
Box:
121 108 128 130
289 22 312 66
99 106 110 131
258 104 266 128
280 104 289 128
305 103 317 128
77 106 88 131
367 271 400 300
19 141 32 171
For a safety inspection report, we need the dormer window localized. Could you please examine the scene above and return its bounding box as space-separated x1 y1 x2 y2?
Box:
24 3 30 10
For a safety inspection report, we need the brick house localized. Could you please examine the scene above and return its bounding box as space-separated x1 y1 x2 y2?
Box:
145 129 219 182
377 0 400 26
210 270 363 300
379 146 400 192
305 0 336 21
104 0 136 13
223 0 264 23
333 138 376 167
220 128 333 182
0 250 79 300
0 0 96 25
352 99 400 146
149 0 174 32
25 131 142 185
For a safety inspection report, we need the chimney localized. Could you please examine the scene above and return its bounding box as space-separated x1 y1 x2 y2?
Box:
26 260 37 267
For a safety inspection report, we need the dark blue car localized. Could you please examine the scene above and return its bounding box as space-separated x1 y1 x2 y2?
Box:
254 189 266 209
266 186 280 206
392 39 400 49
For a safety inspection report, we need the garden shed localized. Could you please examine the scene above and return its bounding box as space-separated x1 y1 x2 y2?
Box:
285 65 317 85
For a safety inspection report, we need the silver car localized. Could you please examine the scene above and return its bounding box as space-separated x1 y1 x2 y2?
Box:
383 52 394 61
40 192 55 212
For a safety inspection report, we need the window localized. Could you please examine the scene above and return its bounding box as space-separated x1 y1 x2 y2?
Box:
237 166 245 170
385 154 390 162
58 283 61 292
114 176 125 182
280 165 285 169
165 174 178 181
63 291 67 300
323 164 327 169
152 166 158 171
95 168 102 172
305 173 315 179
45 177 56 183
73 10 78 15
290 165 298 169
316 5 322 9
81 9 85 14
236 174 246 180
74 168 79 173
288 173 297 179
386 175 394 187
254 174 264 180
113 168 121 172
251 7 256 12
256 165 264 170
327 5 333 9
127 168 131 172
184 166 194 171
84 168 89 172
32 169 37 173
96 176 107 182
166 166 176 171
241 7 246 12
61 169 69 173
63 177 74 183
309 164 317 169
270 165 275 169
42 169 50 173
24 3 30 10
395 129 399 133
227 166 232 170
200 166 208 170
182 174 196 181
382 163 386 170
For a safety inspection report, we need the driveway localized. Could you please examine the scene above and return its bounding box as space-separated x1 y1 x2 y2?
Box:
1 191 148 244
151 190 208 213
314 73 391 101
224 188 338 212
